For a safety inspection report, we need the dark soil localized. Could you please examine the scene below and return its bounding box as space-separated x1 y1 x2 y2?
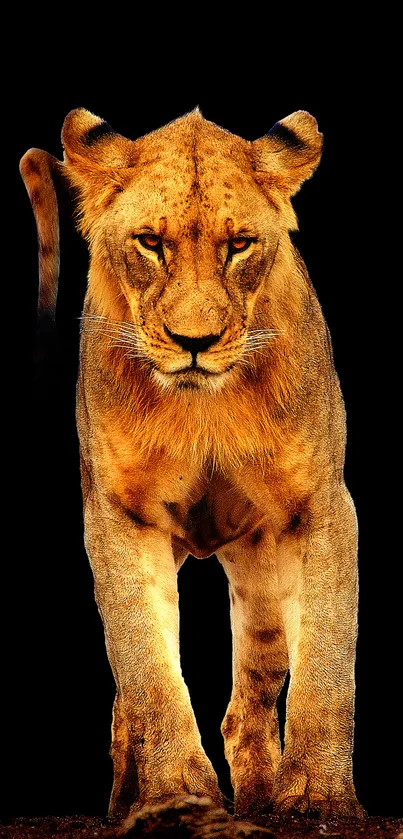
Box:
1 796 402 839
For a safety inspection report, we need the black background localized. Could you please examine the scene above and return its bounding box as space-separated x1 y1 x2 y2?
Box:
6 65 401 820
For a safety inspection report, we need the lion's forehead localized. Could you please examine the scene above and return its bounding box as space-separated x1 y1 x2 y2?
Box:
112 153 270 238
104 116 264 231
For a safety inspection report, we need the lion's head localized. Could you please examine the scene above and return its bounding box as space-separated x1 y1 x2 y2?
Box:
21 107 322 397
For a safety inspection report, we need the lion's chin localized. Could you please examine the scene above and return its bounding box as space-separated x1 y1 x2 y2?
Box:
151 367 231 394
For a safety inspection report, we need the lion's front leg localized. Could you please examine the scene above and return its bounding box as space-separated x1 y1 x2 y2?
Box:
217 527 289 822
84 493 223 821
273 485 365 819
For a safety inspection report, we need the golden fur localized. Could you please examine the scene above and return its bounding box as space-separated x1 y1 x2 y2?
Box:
21 107 364 827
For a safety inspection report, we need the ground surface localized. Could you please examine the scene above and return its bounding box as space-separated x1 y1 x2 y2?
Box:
1 796 402 838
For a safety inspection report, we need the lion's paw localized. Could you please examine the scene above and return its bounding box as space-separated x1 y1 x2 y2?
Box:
273 793 366 819
272 789 366 819
271 761 365 820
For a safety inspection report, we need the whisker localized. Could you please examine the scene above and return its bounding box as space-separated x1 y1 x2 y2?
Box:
82 323 140 335
115 344 144 352
109 343 145 350
245 343 270 349
78 314 143 327
247 327 283 335
125 354 148 360
83 328 143 341
125 352 149 361
247 332 273 338
245 334 279 343
81 324 148 356
78 315 143 339
244 342 277 349
243 343 272 351
84 337 143 350
120 319 143 329
246 336 282 344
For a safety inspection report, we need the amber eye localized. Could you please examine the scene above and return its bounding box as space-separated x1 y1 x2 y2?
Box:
138 233 161 250
229 237 252 254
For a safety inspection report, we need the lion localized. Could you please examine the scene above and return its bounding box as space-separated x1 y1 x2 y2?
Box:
20 106 365 826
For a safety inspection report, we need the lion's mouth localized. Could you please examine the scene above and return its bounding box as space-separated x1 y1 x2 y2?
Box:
150 361 236 393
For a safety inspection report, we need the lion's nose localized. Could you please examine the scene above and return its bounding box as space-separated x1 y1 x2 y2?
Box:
164 326 222 355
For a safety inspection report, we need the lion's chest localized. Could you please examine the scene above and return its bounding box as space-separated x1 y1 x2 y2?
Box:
91 421 314 559
109 465 267 559
92 438 267 558
166 484 268 558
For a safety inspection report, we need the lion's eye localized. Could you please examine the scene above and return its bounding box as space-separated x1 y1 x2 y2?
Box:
138 233 161 250
229 237 252 254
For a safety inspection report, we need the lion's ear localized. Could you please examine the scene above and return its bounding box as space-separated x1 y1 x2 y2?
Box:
252 111 323 196
60 109 136 242
62 108 136 170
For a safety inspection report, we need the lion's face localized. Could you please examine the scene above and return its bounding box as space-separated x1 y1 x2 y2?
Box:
102 142 280 392
61 108 322 393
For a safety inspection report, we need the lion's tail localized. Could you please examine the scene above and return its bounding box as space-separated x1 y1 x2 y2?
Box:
20 148 65 345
